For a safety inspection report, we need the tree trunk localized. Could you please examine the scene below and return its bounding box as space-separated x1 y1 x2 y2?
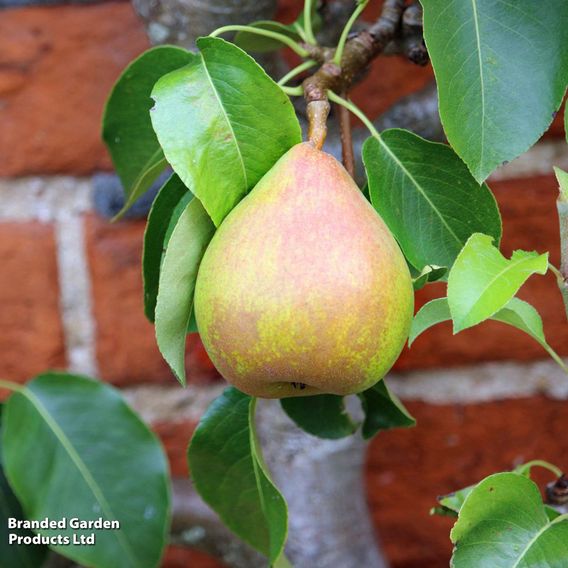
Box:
173 399 389 568
132 0 277 48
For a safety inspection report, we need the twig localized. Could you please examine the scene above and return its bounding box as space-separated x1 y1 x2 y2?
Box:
302 0 408 145
554 167 568 319
546 474 568 515
338 89 355 177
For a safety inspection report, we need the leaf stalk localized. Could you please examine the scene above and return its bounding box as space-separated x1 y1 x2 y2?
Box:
210 25 310 58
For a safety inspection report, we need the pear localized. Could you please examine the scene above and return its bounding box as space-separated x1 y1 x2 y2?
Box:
194 143 413 398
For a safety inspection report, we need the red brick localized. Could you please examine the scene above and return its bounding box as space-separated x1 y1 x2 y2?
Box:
0 222 66 384
0 3 149 176
155 396 567 568
367 396 568 568
396 175 568 370
85 214 221 386
162 546 225 568
154 420 196 478
546 98 565 138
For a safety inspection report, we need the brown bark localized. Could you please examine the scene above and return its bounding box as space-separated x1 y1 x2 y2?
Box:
302 0 427 145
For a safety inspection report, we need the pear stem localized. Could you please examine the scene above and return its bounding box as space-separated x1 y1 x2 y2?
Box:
301 1 422 150
306 100 331 150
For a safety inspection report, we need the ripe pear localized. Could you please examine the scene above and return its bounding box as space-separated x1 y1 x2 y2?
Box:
194 142 413 398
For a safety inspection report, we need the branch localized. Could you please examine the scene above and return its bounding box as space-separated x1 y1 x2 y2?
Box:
302 0 427 145
170 400 388 568
546 474 568 515
132 0 278 46
338 89 355 176
171 478 265 567
383 1 428 65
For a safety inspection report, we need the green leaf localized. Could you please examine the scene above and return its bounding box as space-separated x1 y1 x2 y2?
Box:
150 37 302 226
565 100 568 143
421 0 568 183
493 298 568 372
555 166 568 202
433 466 562 520
234 21 303 52
188 388 288 563
433 485 475 518
280 395 358 439
363 130 502 272
412 265 447 291
357 380 415 440
143 174 192 322
492 298 547 347
409 298 451 346
448 234 549 332
102 46 195 218
410 296 562 360
2 373 170 568
451 473 568 567
187 312 199 334
0 406 48 568
155 198 215 385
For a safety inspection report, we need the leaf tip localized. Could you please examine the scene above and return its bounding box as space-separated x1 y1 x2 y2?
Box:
554 166 568 200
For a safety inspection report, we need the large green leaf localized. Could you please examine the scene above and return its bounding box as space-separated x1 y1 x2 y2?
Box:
280 395 358 439
448 233 548 332
188 388 288 563
0 407 48 568
433 464 562 521
409 296 567 371
412 297 547 344
155 198 215 385
451 473 568 567
363 130 502 272
565 100 568 142
102 46 195 217
357 381 415 440
433 463 563 520
421 0 568 183
143 174 193 323
2 373 170 568
150 37 302 226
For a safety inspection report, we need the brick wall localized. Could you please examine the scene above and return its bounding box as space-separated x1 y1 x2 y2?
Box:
1 2 567 567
